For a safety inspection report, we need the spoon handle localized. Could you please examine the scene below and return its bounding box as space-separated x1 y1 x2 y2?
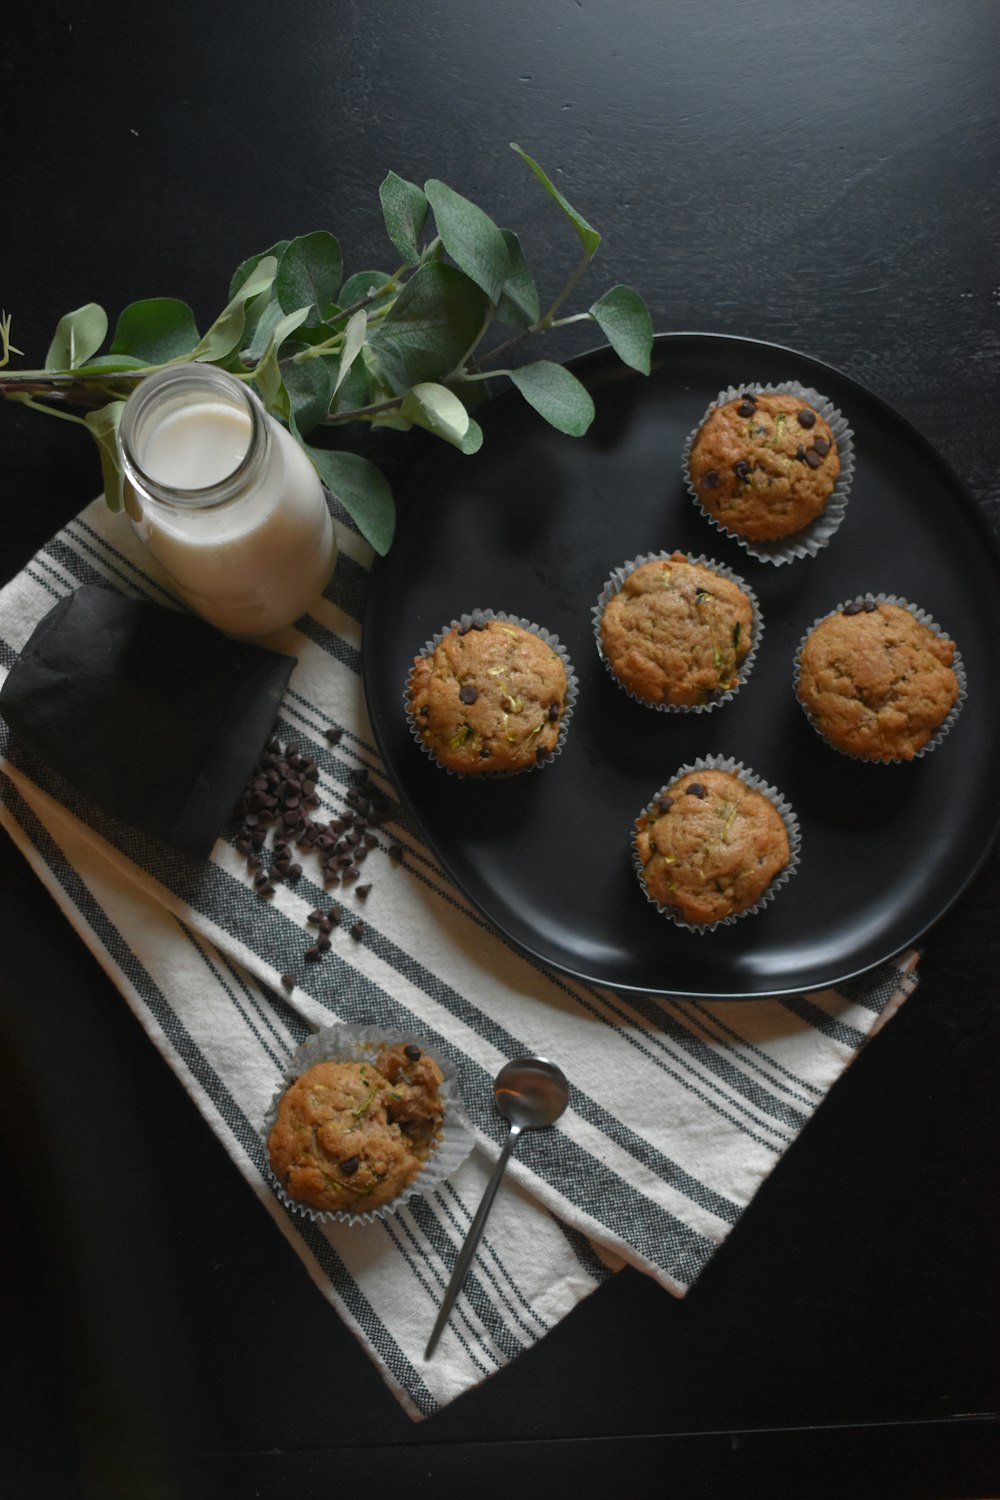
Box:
424 1123 522 1359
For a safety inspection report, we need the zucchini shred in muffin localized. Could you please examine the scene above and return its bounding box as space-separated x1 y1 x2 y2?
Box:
633 765 795 928
406 611 572 774
267 1042 445 1214
596 552 757 708
794 596 962 762
688 389 841 542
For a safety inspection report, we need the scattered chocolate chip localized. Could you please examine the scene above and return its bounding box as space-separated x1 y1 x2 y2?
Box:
304 944 321 962
280 974 295 991
404 1044 422 1061
686 782 707 799
797 408 817 429
324 727 342 744
350 920 365 940
286 863 303 883
356 883 371 898
340 1156 359 1175
459 684 478 704
701 469 721 489
804 449 823 469
812 436 831 457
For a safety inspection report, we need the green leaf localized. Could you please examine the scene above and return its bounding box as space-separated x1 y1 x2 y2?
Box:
339 270 392 309
253 305 312 410
228 241 290 301
331 353 372 415
302 443 395 555
71 356 149 373
510 143 601 256
424 179 510 305
276 232 343 321
332 309 367 395
368 262 489 394
84 401 126 511
45 304 108 371
459 416 484 455
508 360 595 436
589 284 653 375
495 229 539 330
379 172 429 266
192 255 277 362
283 356 334 435
400 382 470 447
111 298 200 363
246 294 286 361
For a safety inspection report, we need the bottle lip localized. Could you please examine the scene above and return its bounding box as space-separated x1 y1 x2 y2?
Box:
118 362 269 509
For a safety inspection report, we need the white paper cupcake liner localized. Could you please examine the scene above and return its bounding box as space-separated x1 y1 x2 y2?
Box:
592 551 763 712
404 609 578 777
682 381 855 566
263 1023 475 1227
631 753 801 932
792 593 967 763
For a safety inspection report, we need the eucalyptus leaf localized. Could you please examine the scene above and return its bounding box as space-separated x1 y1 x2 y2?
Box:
589 284 653 375
246 295 287 361
495 229 540 330
276 232 343 321
424 179 510 305
84 401 126 511
379 172 429 266
111 298 200 363
302 442 395 554
228 241 290 302
72 356 150 373
369 262 489 393
508 360 595 436
400 381 470 447
459 416 484 455
253 306 312 410
331 354 372 415
510 143 601 256
332 309 368 396
45 303 108 371
283 356 334 435
191 255 277 362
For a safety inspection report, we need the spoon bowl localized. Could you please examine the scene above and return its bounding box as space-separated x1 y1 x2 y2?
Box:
424 1055 569 1359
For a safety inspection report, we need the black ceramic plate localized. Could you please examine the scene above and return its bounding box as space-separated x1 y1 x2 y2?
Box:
362 334 1000 998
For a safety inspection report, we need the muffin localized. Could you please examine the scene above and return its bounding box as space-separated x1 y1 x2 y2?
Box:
267 1042 445 1214
407 611 572 774
633 764 795 928
795 596 962 762
596 552 758 708
688 389 841 542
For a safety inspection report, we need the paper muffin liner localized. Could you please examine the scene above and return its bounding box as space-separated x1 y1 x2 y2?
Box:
792 593 967 763
404 609 578 777
682 381 855 566
631 753 801 933
263 1023 475 1227
592 551 763 712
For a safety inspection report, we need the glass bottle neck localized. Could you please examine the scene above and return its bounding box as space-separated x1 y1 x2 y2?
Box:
118 362 271 511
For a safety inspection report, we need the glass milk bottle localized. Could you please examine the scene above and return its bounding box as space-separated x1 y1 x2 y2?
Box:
118 363 336 637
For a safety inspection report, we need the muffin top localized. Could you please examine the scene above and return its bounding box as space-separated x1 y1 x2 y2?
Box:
796 599 959 761
408 613 568 774
267 1044 444 1213
634 767 791 926
599 553 754 707
689 391 840 541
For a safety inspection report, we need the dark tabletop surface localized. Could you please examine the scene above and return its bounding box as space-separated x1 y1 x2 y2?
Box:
2 4 998 1496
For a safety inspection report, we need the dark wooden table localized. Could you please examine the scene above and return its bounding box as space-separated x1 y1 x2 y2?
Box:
3 4 998 1495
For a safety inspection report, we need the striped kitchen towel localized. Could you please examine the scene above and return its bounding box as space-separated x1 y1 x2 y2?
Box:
0 497 918 1419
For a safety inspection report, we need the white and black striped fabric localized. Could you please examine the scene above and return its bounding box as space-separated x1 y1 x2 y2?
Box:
0 498 918 1419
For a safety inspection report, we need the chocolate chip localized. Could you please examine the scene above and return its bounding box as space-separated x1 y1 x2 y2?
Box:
340 1156 359 1175
304 944 321 961
655 794 674 812
797 408 817 429
459 684 478 704
864 597 878 612
843 599 865 615
478 747 492 758
547 702 560 721
733 460 751 482
701 469 721 489
812 436 831 457
356 884 372 898
737 398 756 417
686 782 707 799
280 974 295 991
795 444 806 461
350 920 365 940
804 449 823 469
404 1044 421 1061
535 744 550 760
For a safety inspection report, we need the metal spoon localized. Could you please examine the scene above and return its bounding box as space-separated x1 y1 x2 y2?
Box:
424 1056 570 1359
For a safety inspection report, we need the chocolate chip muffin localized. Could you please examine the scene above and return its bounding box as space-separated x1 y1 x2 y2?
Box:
689 390 840 541
633 766 794 927
597 552 757 708
407 612 571 774
267 1043 445 1214
795 597 961 762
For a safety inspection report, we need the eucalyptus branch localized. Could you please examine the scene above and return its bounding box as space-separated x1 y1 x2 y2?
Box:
1 146 653 556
